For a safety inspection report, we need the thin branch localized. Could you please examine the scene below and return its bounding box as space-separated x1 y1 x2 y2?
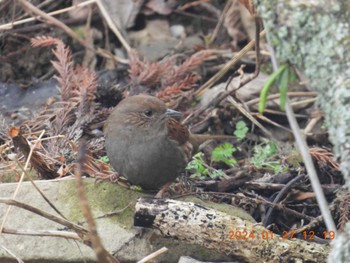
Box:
1 245 24 263
185 21 264 136
245 91 317 107
263 173 306 226
2 227 81 240
137 247 169 263
0 0 96 30
0 198 88 236
16 161 67 219
208 0 232 44
16 0 127 64
264 21 337 233
95 0 131 53
75 142 120 263
0 129 46 235
285 100 337 232
194 30 265 97
226 96 272 136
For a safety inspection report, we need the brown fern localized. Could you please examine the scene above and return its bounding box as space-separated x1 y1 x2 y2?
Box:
19 36 101 179
163 50 212 87
128 49 209 107
337 191 350 231
128 49 174 87
157 74 200 107
31 36 74 101
309 147 340 171
31 36 60 47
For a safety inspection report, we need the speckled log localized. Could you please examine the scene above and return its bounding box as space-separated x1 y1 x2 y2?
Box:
135 198 329 263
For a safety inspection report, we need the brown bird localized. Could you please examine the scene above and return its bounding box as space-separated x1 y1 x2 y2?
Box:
104 95 234 192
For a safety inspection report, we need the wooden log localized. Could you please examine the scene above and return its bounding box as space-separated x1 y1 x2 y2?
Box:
135 198 330 263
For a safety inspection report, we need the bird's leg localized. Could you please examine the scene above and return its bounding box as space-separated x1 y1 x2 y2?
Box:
155 181 172 198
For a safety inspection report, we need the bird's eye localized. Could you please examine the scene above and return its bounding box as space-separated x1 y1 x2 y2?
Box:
143 109 153 117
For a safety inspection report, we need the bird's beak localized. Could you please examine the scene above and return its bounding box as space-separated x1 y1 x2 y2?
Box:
165 109 182 119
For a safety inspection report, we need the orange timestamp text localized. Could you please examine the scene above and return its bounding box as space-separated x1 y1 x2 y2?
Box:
228 230 336 241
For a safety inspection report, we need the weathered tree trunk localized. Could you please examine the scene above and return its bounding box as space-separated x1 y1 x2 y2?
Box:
135 198 329 262
254 1 350 261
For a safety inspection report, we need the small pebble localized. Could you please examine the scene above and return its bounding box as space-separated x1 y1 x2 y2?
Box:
170 25 185 38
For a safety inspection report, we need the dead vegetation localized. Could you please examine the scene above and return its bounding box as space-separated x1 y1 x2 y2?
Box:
0 0 347 262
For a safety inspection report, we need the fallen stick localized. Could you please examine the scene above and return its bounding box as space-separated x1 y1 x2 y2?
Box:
135 198 330 263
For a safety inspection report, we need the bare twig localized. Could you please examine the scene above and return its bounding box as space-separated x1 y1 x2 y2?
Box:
95 0 131 53
0 129 45 235
194 30 265 98
17 0 91 48
208 0 232 44
137 247 169 263
0 0 96 31
2 227 81 240
286 78 336 234
185 21 264 134
1 245 24 263
16 0 128 64
16 161 67 219
0 198 88 235
263 173 306 226
245 91 317 107
226 96 272 136
75 142 120 263
255 113 292 133
264 21 337 233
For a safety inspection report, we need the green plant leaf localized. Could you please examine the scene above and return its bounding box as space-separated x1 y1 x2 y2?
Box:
251 141 279 170
186 153 209 179
130 185 143 191
278 66 289 111
259 64 287 113
209 169 225 179
236 120 246 129
234 120 249 140
98 156 109 163
289 67 297 82
212 143 237 166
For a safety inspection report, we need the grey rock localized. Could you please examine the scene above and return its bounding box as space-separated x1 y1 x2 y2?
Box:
0 178 244 262
178 256 241 263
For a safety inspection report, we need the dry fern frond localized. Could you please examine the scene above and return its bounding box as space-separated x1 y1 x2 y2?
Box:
52 45 74 101
158 74 199 100
49 104 75 136
128 50 143 79
28 36 99 138
128 49 174 87
87 150 130 187
128 49 209 98
72 66 97 119
31 36 60 47
31 36 74 101
337 191 350 231
157 74 200 108
138 63 163 86
19 36 101 179
128 50 159 86
309 147 340 171
163 50 211 87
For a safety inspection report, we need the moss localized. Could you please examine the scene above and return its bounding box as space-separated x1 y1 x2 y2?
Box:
255 0 350 181
59 178 148 228
0 169 38 183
